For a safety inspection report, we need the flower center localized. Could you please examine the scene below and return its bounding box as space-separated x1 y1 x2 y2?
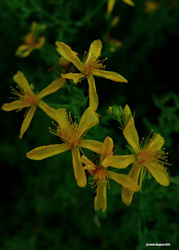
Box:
82 58 105 76
51 114 81 149
11 87 38 107
25 34 36 47
137 147 169 167
93 166 106 183
23 93 39 106
137 150 153 164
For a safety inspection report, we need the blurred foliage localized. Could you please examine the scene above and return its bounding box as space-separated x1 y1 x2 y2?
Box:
0 0 178 249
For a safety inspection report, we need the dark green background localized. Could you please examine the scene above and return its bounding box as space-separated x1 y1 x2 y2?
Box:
0 0 178 249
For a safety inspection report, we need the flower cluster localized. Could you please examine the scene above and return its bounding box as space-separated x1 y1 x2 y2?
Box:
2 37 170 212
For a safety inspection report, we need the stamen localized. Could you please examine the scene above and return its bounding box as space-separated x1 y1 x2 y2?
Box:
82 55 106 76
50 111 81 149
143 129 153 147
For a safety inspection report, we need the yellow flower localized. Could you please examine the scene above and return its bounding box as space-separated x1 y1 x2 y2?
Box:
56 39 128 111
106 105 170 206
106 34 122 53
81 136 139 212
26 107 104 187
16 22 45 58
1 71 65 139
144 1 160 13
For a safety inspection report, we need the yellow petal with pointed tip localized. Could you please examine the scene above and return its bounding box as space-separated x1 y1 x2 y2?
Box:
85 39 102 63
107 170 139 191
102 136 114 158
146 162 170 186
56 41 83 71
15 44 31 57
122 0 135 6
16 44 29 52
16 44 33 57
80 139 104 154
26 143 69 160
107 0 116 14
102 154 135 169
20 48 33 58
93 69 128 82
61 73 83 84
78 107 99 137
72 148 87 187
123 117 140 153
37 78 65 99
147 133 165 152
122 104 132 126
13 71 32 93
19 105 37 139
121 165 140 206
38 101 57 121
55 108 68 129
1 100 27 111
87 75 99 111
94 182 107 212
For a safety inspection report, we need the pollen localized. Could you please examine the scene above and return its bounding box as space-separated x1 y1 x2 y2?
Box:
137 138 170 167
50 113 81 149
137 150 153 164
82 56 106 76
10 86 38 107
23 93 39 106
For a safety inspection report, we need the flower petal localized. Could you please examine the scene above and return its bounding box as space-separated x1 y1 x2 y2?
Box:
93 69 128 83
107 0 116 14
80 139 104 154
94 182 107 212
38 101 57 121
147 133 165 152
61 73 84 84
1 100 27 111
26 143 69 160
72 148 87 187
15 45 33 57
37 78 65 99
81 155 96 169
123 117 140 153
146 162 170 186
107 170 139 191
13 71 32 93
55 108 68 129
121 165 140 206
86 39 102 63
78 107 99 137
102 136 114 158
87 75 99 111
20 48 33 58
34 36 45 49
19 106 37 139
56 41 83 71
122 0 135 7
122 104 132 126
102 154 135 169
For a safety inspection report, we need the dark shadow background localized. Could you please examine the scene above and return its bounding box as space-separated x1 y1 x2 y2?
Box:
0 0 178 249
